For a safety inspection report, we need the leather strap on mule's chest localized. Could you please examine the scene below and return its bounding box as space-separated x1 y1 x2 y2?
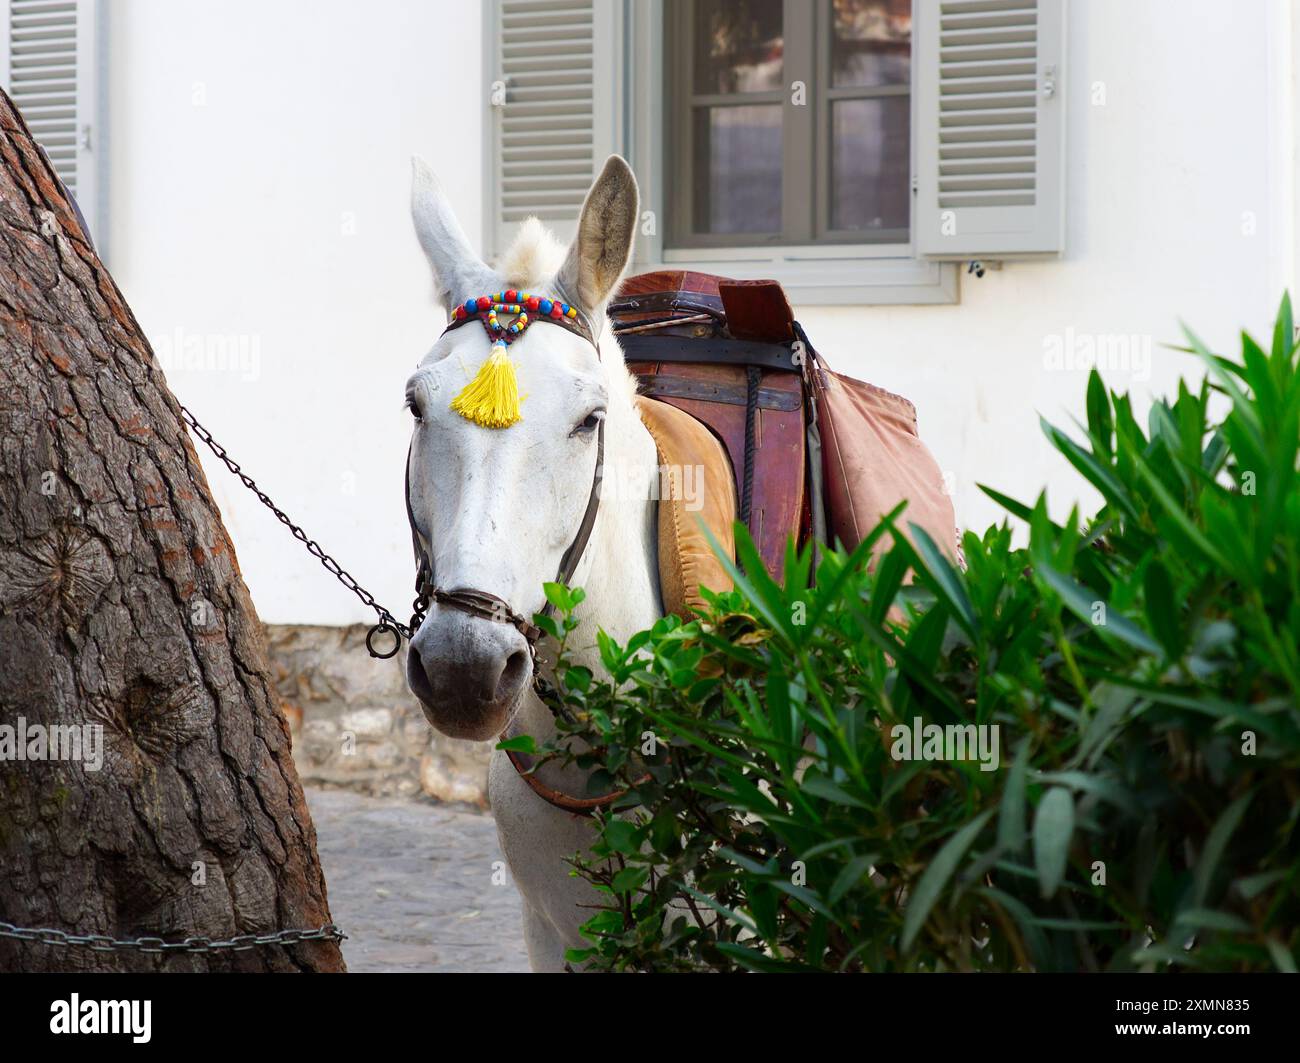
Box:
502 744 640 817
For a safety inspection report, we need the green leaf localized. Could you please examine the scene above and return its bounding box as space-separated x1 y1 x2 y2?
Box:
1193 792 1253 906
800 773 870 809
1142 559 1182 658
908 521 978 637
1034 561 1163 656
678 883 758 935
829 853 878 905
901 809 994 952
1041 417 1139 522
610 866 649 893
601 819 642 856
713 941 809 972
531 612 560 640
702 522 795 645
563 947 597 966
543 582 573 612
975 886 1051 970
998 739 1032 853
1267 939 1298 973
563 665 592 692
1075 684 1138 768
495 734 537 754
1032 786 1075 899
1129 449 1233 572
978 483 1035 523
804 503 904 633
1085 369 1114 457
1180 321 1265 444
1036 770 1139 814
1172 908 1252 934
1234 869 1288 901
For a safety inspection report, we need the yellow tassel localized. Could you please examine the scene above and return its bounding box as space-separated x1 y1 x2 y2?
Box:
450 344 522 428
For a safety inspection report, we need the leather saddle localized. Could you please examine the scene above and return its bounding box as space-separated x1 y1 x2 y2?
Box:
613 271 808 590
613 269 958 615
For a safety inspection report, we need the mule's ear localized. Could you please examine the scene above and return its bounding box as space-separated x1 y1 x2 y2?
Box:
411 155 496 311
555 155 639 314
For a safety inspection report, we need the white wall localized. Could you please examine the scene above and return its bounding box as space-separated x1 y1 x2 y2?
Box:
108 0 482 625
107 0 1296 626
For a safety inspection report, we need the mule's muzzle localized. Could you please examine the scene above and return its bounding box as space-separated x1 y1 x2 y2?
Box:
406 606 533 741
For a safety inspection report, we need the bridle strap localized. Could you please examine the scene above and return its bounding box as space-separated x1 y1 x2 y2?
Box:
438 297 598 350
431 587 541 644
553 415 604 592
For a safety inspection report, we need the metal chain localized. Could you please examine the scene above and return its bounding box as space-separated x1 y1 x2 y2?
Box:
0 920 345 954
178 404 426 658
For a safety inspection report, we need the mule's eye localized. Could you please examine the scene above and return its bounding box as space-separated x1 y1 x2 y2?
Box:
572 409 605 437
406 399 423 422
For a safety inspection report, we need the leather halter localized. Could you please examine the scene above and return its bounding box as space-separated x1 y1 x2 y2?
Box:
405 293 627 816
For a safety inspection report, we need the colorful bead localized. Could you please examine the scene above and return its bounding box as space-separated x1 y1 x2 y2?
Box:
450 292 579 358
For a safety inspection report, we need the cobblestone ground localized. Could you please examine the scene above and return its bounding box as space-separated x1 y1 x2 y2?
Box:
306 787 530 973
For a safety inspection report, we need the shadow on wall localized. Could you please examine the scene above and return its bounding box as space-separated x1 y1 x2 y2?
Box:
266 625 490 806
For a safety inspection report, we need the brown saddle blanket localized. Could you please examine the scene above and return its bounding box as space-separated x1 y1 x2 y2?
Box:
612 270 956 606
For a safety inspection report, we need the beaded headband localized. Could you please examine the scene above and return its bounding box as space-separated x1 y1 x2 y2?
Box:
444 289 586 429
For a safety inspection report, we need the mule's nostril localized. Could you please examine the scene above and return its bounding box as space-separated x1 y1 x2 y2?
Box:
497 648 531 702
406 649 436 705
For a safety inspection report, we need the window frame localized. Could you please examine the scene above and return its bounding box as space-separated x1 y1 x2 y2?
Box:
814 1 912 245
626 0 956 305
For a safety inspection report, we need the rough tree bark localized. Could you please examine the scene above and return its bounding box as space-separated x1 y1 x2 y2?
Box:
0 89 344 971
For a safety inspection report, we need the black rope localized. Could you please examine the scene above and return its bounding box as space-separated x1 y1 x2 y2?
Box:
739 364 761 527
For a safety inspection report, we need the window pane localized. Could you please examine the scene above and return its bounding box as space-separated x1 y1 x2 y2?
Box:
830 96 909 233
693 105 782 234
831 0 912 90
693 0 784 95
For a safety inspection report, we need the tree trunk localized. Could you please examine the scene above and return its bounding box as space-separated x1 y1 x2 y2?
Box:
0 90 344 971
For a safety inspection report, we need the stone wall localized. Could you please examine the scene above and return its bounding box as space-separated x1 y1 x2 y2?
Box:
264 624 491 807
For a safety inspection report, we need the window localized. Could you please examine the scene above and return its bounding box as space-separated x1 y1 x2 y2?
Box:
666 0 913 250
0 0 104 246
485 0 1066 305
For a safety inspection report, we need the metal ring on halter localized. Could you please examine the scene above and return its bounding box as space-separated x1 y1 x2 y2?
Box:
365 621 402 659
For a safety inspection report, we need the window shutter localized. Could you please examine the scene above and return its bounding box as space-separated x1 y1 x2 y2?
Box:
913 0 1065 259
0 0 102 243
488 0 599 257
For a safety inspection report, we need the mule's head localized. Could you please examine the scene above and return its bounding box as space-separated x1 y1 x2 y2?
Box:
403 155 639 741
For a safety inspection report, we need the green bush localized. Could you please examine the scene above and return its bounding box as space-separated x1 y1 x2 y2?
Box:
519 296 1300 972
